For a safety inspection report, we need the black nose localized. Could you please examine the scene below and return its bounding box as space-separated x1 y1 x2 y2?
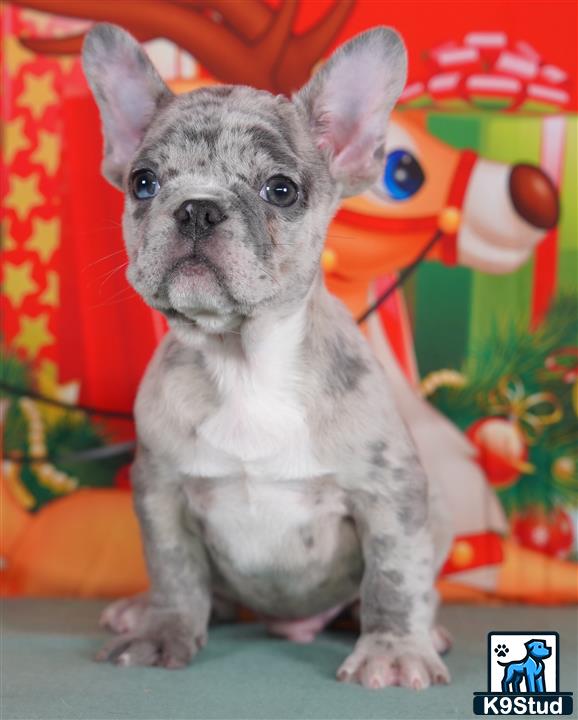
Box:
174 199 226 236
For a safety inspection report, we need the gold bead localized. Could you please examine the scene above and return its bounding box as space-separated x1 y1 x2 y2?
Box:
451 540 474 568
321 248 338 273
438 206 461 235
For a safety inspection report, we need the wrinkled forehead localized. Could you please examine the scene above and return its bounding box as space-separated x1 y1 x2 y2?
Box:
132 86 309 180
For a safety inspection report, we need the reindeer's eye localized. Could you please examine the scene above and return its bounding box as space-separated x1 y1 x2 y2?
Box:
131 169 160 200
383 150 424 200
260 176 299 207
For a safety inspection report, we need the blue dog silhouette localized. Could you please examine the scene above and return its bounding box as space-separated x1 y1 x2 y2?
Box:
499 639 552 693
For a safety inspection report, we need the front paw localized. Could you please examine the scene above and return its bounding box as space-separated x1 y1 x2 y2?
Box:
96 614 206 669
100 593 148 634
337 632 450 690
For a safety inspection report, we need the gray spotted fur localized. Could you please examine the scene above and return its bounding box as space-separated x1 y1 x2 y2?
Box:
83 23 450 686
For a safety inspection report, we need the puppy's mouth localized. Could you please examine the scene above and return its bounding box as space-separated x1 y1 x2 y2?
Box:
161 307 197 325
134 253 245 333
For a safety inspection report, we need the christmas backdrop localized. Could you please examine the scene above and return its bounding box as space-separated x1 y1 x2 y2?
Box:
1 0 577 603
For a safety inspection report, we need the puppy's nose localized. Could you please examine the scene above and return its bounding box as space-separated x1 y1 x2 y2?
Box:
509 164 559 230
174 199 227 236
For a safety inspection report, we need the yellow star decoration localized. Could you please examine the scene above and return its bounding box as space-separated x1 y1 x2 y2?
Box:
40 270 59 307
18 73 58 121
0 221 17 252
2 260 39 308
4 35 35 77
5 174 43 221
3 116 31 165
13 313 54 358
37 359 80 423
26 217 60 263
31 130 60 176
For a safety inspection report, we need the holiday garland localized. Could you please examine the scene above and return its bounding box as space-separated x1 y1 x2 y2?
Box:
1 347 130 511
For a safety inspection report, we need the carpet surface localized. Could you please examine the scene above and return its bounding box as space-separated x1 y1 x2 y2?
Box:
2 600 577 719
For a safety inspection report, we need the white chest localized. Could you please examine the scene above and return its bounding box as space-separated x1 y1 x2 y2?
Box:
177 377 327 480
175 308 330 482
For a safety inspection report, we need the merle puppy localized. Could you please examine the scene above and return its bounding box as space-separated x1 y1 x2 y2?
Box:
83 23 452 690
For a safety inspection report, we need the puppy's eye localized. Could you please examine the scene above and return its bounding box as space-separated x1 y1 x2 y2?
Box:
259 176 299 207
131 169 160 200
382 150 424 200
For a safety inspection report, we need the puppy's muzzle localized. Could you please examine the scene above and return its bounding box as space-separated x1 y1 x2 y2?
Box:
174 199 227 239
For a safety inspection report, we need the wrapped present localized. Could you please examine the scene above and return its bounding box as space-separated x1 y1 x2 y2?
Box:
396 31 576 375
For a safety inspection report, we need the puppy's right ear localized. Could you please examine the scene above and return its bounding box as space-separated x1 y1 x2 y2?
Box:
82 23 173 189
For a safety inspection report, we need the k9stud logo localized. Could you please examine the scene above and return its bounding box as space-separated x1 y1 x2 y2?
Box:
473 632 573 715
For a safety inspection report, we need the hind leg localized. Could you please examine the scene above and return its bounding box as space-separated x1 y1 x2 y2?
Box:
100 593 148 634
100 591 237 634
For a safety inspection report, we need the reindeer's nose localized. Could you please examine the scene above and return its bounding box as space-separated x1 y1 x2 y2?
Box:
509 164 559 230
174 199 227 237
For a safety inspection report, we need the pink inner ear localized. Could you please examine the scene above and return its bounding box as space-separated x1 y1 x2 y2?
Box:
317 109 381 180
101 65 160 176
333 133 378 177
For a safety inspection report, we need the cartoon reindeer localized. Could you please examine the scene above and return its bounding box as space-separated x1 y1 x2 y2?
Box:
327 114 558 588
3 0 562 595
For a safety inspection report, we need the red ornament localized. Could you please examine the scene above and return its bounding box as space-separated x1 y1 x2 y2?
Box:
466 417 534 488
512 507 575 559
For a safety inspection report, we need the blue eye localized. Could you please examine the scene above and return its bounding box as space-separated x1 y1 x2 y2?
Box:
131 169 160 200
260 175 299 207
383 150 424 200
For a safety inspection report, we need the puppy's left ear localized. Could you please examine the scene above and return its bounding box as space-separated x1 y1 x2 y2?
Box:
294 27 407 197
82 23 173 189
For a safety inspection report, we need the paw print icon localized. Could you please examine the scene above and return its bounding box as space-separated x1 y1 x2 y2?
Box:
494 644 509 658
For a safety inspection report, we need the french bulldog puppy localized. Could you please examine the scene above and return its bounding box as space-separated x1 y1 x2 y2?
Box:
83 23 452 690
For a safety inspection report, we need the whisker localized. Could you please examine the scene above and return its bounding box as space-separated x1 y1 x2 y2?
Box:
74 222 125 238
95 261 129 293
82 248 127 272
88 288 136 311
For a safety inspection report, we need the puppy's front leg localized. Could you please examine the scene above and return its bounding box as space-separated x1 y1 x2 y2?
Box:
339 462 450 690
97 448 211 668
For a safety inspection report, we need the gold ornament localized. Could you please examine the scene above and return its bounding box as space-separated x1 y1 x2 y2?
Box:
321 248 338 273
552 457 576 484
420 369 467 397
487 376 562 445
438 206 461 235
2 461 36 510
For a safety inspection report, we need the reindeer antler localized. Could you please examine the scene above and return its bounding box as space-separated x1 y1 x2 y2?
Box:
11 0 354 94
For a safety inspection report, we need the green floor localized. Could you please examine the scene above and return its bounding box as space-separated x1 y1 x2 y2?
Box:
2 600 577 720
